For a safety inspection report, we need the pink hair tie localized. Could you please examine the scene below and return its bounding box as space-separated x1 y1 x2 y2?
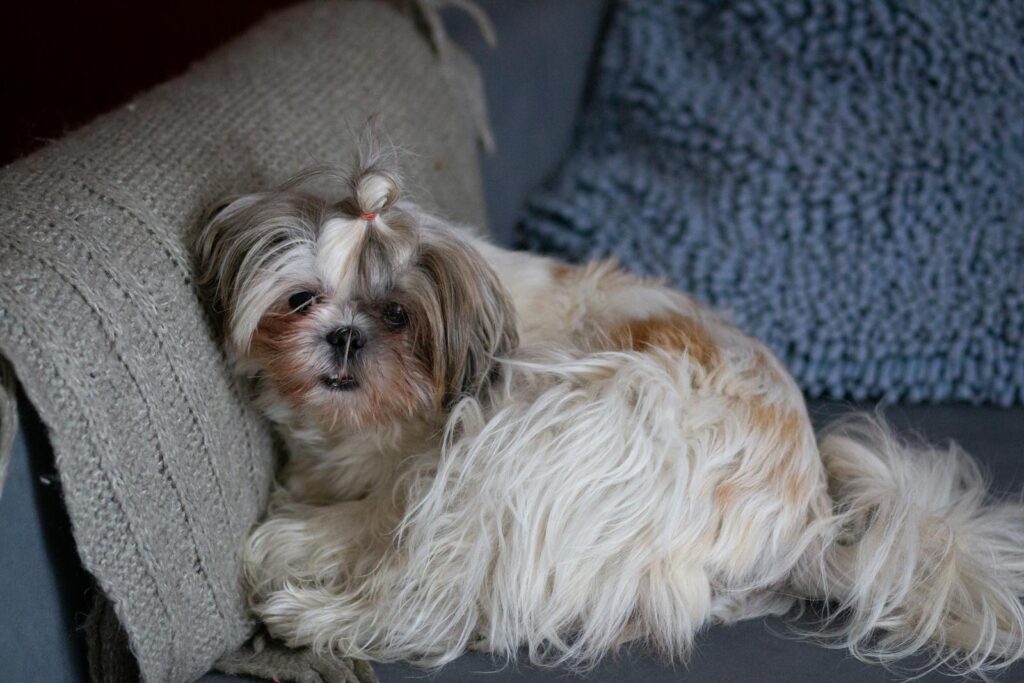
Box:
361 211 377 222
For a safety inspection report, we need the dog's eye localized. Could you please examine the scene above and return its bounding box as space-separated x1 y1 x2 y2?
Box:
288 291 316 313
382 302 408 329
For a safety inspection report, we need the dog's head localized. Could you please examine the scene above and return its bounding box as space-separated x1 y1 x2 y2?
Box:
196 159 517 429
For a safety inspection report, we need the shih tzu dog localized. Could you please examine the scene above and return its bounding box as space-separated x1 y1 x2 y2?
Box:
196 153 1024 676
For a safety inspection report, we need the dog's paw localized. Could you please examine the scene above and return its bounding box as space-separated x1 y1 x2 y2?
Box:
255 583 362 654
709 588 795 625
244 515 322 594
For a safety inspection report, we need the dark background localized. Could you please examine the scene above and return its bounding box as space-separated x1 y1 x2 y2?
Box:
0 1 300 165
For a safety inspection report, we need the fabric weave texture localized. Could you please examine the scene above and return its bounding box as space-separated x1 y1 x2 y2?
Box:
521 0 1024 405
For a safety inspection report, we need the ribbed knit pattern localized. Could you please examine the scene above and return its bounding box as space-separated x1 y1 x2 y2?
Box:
521 0 1024 405
0 1 487 680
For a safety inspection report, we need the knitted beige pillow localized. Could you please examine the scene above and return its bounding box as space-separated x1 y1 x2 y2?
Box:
0 1 488 680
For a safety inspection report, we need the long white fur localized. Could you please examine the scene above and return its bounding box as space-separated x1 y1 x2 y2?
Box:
795 414 1024 674
200 159 1024 677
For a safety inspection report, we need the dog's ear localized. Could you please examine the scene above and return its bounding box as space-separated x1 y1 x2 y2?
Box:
194 191 320 352
194 194 264 308
408 230 518 408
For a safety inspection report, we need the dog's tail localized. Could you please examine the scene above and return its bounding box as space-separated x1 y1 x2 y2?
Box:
792 413 1024 675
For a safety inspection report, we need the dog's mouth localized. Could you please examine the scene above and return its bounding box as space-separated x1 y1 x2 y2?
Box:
321 374 360 391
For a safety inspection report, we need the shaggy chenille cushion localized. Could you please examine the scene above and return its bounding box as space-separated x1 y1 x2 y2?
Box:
521 0 1024 406
0 0 489 680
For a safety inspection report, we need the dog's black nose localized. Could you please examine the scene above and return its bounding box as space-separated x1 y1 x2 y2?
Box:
326 326 366 357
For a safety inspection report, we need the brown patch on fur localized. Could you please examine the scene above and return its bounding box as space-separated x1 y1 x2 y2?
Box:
714 481 739 509
713 401 813 512
750 402 803 445
251 310 322 405
550 262 577 283
608 313 720 368
754 402 812 508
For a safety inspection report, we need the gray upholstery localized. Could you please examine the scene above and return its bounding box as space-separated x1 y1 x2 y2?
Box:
445 0 609 244
0 403 88 683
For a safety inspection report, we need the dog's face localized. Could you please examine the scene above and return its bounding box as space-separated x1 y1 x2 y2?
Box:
196 166 517 429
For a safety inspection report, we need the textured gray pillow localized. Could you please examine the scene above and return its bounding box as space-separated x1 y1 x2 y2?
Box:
0 1 488 679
